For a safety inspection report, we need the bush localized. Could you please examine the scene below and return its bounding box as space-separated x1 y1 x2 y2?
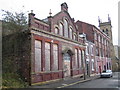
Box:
2 73 28 88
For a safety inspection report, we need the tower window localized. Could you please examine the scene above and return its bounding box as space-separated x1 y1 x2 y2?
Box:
106 29 109 36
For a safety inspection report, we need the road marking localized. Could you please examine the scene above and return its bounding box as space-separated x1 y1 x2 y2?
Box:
57 79 91 88
62 84 68 86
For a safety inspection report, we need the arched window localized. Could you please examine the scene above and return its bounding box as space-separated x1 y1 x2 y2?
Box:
64 19 68 38
55 27 59 34
106 29 109 36
69 27 73 39
73 34 76 40
103 29 104 32
59 23 64 36
106 29 108 32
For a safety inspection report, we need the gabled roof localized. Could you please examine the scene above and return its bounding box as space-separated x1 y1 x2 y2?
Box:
53 10 75 23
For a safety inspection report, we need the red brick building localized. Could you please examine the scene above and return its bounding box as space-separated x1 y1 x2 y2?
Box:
27 2 112 85
76 19 112 75
93 25 112 74
29 3 86 84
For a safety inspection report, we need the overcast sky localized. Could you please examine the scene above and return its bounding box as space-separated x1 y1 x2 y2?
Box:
0 0 119 45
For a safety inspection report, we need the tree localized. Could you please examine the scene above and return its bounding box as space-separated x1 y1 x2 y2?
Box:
2 10 29 88
2 10 28 35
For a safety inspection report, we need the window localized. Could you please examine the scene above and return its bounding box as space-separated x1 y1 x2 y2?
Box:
98 35 100 42
94 32 97 40
69 27 73 39
75 49 78 68
64 19 68 38
63 53 70 61
86 43 89 55
53 44 58 71
35 40 41 73
73 34 76 40
91 45 94 55
82 50 85 67
102 37 104 44
106 29 109 36
103 29 104 32
104 39 106 45
45 42 50 71
59 23 64 36
79 50 82 68
55 27 59 34
96 47 99 56
92 59 94 71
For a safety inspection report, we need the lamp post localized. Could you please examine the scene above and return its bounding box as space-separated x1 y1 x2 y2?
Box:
79 33 86 80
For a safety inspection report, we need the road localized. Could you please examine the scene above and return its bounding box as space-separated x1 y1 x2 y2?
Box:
64 72 120 89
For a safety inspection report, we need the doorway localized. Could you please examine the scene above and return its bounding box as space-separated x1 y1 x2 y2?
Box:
63 53 71 78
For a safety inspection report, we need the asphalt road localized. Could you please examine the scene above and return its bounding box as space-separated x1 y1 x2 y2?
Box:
65 72 120 89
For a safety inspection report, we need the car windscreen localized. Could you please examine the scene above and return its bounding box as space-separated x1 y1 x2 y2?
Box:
106 70 111 73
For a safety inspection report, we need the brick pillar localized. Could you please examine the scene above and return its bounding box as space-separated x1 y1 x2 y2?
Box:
58 43 63 78
31 34 35 73
50 43 53 71
41 40 45 71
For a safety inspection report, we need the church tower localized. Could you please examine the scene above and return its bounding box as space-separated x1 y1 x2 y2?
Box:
98 14 113 43
98 15 115 69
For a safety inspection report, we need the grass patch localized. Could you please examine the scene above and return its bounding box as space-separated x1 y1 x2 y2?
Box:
2 73 29 88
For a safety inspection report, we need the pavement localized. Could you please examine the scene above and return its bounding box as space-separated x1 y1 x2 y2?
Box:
30 74 100 88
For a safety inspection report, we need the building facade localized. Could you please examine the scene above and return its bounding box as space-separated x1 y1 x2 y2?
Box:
76 19 112 75
93 26 112 73
85 41 96 76
28 3 113 84
114 45 120 59
29 3 86 84
113 45 120 71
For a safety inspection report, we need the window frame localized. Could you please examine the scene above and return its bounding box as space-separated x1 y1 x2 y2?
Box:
34 40 42 73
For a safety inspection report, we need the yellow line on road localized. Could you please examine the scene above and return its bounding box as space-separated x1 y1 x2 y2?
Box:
57 79 91 88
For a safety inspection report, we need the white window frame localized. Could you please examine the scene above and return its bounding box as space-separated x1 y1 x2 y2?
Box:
91 59 94 71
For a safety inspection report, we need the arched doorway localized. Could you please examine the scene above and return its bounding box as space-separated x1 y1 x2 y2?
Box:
63 53 71 78
62 48 74 78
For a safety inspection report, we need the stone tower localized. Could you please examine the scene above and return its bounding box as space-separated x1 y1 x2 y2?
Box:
98 15 115 70
98 14 113 43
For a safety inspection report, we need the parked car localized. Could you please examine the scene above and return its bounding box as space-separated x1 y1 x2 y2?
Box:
100 70 113 78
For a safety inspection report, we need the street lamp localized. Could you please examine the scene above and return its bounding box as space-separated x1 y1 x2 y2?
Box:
79 33 86 80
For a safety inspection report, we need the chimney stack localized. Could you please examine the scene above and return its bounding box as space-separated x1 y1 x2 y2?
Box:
61 2 68 12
